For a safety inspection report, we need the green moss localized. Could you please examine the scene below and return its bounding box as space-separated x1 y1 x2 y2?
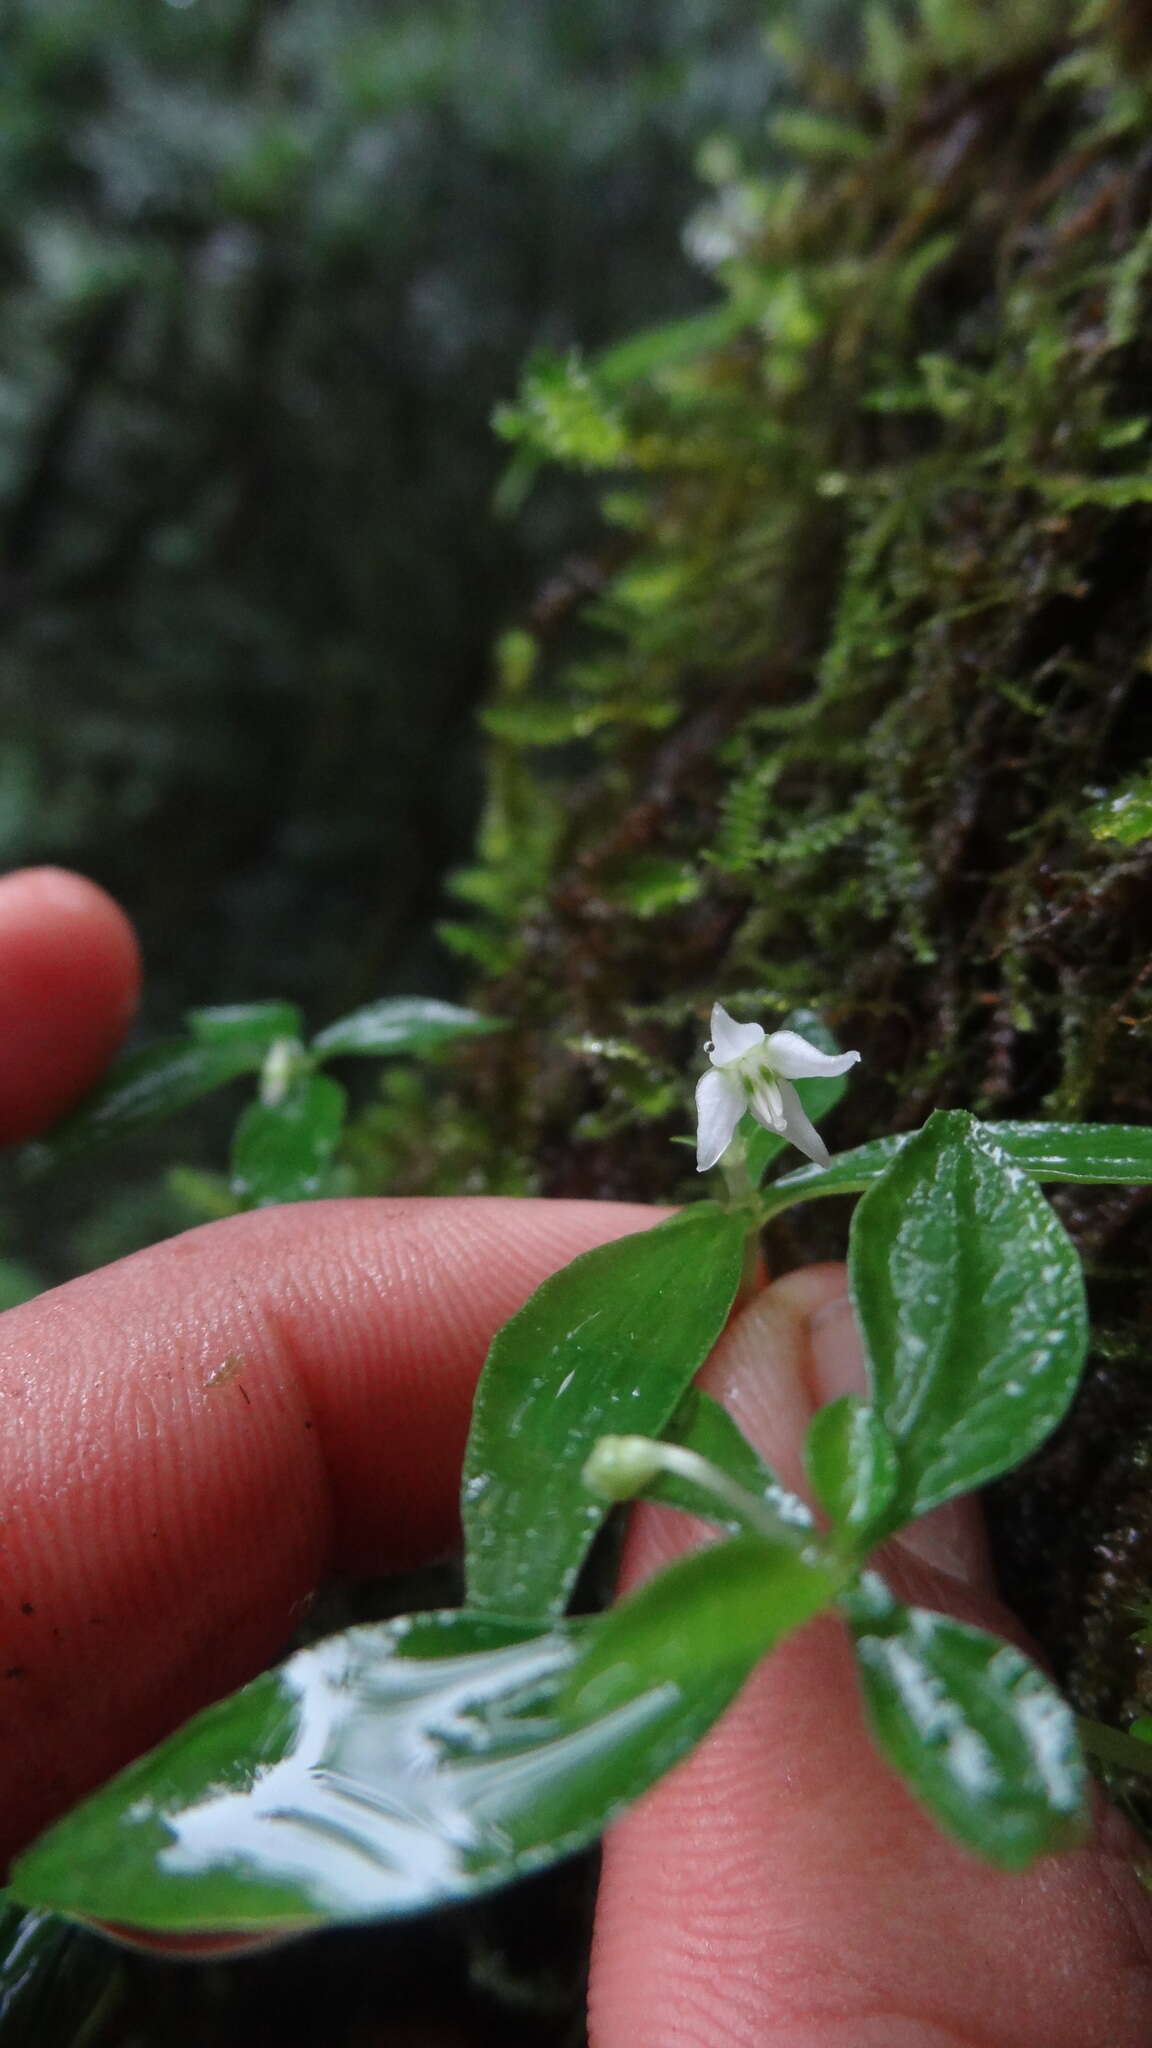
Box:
394 0 1152 1749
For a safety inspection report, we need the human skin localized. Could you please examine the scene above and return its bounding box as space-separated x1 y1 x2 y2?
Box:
1 866 1151 2044
0 866 141 1142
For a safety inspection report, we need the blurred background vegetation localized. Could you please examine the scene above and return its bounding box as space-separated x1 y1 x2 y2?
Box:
0 0 792 1284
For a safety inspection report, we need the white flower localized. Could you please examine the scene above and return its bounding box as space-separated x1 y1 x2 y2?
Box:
695 1002 860 1172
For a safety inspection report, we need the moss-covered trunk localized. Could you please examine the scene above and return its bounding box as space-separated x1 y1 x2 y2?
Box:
378 0 1152 1744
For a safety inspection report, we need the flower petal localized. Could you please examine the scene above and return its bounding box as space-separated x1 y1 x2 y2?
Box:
695 1068 745 1171
776 1078 830 1166
748 1074 786 1132
764 1029 861 1080
708 1002 764 1066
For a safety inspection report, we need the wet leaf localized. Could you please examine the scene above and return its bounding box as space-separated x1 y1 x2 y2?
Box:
849 1579 1087 1868
230 1074 347 1207
848 1112 1087 1526
763 1119 1152 1221
804 1395 898 1540
187 1002 304 1052
1086 767 1152 846
988 1121 1152 1184
12 1538 833 1938
24 1040 271 1168
463 1204 747 1617
311 998 500 1061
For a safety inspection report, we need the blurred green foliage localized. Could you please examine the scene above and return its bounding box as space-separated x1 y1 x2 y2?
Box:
0 0 779 1276
0 0 775 1012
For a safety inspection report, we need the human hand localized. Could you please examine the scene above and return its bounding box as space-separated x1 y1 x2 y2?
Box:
1 867 1150 2045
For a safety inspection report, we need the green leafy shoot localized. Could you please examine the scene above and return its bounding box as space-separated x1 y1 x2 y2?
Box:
14 1068 1137 1941
1086 765 1152 846
23 993 497 1178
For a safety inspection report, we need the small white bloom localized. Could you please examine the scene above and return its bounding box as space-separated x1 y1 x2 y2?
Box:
695 1002 860 1172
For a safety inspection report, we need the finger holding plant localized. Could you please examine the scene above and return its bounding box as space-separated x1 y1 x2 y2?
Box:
10 995 1152 1948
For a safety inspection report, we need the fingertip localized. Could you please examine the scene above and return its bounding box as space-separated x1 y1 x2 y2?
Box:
592 1268 1152 2048
0 1195 663 1859
0 867 142 1143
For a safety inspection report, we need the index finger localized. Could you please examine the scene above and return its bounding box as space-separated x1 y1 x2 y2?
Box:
0 867 141 1143
0 1195 660 1867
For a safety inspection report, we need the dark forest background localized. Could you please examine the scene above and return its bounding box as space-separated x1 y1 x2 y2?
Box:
0 0 788 1281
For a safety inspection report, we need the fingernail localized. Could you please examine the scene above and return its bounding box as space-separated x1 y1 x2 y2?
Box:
806 1292 992 1589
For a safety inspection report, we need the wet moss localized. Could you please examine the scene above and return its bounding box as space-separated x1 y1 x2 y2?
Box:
385 2 1152 1741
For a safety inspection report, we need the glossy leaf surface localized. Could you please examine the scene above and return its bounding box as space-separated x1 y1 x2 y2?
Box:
311 998 498 1061
804 1395 898 1539
560 1533 835 1720
25 1039 270 1167
763 1119 1152 1221
230 1075 347 1207
463 1204 747 1616
188 1002 304 1051
13 1538 832 1937
849 1113 1087 1525
850 1581 1087 1868
988 1120 1152 1183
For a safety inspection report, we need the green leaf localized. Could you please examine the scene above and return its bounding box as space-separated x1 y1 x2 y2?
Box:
463 1204 748 1617
768 109 875 162
849 1580 1087 1868
493 347 629 471
744 1008 855 1184
990 1122 1152 1182
482 699 611 745
848 1112 1087 1527
230 1075 347 1207
311 998 499 1061
560 1533 836 1721
1086 767 1152 846
24 1039 273 1168
762 1119 1152 1224
760 1133 904 1216
187 1002 304 1051
13 1540 834 1938
804 1396 898 1540
652 1387 813 1536
592 300 754 389
599 854 702 917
